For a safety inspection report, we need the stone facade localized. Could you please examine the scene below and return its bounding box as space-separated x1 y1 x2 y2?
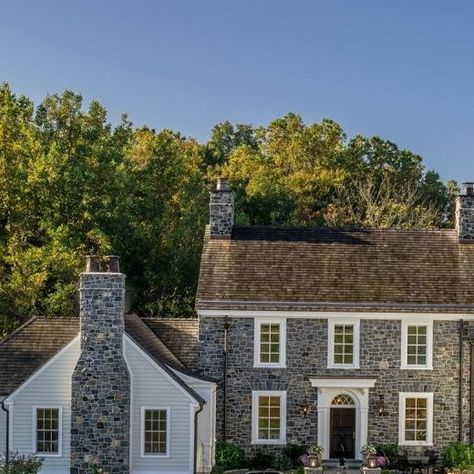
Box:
70 270 130 474
209 178 234 239
199 316 473 456
456 182 474 242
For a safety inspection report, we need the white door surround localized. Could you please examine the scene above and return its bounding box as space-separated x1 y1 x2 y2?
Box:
309 378 377 461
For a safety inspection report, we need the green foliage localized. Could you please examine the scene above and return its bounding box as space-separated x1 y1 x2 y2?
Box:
295 465 305 474
247 450 276 469
443 442 474 469
283 443 308 468
0 452 43 474
212 440 246 473
374 443 398 465
274 452 292 470
0 83 457 335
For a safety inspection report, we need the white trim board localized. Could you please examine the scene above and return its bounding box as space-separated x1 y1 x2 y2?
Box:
4 335 80 403
198 310 474 320
309 378 377 389
124 335 199 407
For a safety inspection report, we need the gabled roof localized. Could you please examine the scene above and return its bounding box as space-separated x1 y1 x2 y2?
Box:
143 318 199 370
196 225 474 313
0 315 211 398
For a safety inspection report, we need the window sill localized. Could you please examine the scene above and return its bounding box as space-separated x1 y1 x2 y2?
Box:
399 442 433 447
35 453 62 458
252 439 286 445
254 363 286 369
141 453 170 458
400 365 433 370
327 364 360 370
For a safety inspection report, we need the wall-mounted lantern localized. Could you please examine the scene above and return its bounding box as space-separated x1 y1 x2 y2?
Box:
300 397 310 417
375 394 388 417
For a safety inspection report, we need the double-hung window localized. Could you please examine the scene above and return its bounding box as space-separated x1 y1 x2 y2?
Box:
327 319 360 369
399 392 433 446
251 391 287 444
401 320 433 369
141 407 170 457
34 407 62 456
254 318 286 368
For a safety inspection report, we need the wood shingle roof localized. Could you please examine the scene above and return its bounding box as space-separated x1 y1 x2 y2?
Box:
196 225 474 313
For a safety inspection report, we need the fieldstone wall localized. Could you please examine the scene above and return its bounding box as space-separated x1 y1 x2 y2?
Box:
198 316 472 456
70 272 130 474
456 192 474 241
209 188 234 239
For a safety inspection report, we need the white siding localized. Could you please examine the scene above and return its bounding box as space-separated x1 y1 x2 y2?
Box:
0 397 6 457
124 338 197 474
176 372 216 473
7 337 80 474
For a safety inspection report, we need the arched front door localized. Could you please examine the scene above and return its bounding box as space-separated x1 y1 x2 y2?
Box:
329 394 356 459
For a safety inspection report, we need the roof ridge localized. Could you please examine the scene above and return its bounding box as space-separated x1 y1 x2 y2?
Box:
0 316 39 345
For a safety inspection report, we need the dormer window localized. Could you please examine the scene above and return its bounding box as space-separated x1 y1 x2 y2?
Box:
254 318 286 368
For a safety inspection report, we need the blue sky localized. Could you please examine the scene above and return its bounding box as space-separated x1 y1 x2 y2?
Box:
1 0 473 183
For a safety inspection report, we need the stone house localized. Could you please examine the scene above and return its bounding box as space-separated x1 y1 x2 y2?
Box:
195 178 474 460
0 256 216 474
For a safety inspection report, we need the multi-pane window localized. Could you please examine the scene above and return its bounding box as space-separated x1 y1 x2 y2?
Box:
260 324 280 364
334 324 354 364
254 319 286 368
257 395 281 440
399 393 433 446
328 319 360 368
401 321 432 369
143 409 168 456
404 398 427 441
36 408 60 455
252 391 287 444
407 325 427 366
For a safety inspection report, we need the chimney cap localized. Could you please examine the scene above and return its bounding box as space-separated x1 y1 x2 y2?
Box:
216 177 231 192
105 255 120 273
85 255 100 272
462 182 474 196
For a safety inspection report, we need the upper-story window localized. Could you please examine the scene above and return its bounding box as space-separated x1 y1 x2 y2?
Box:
401 320 433 370
254 318 286 368
327 319 360 369
34 407 62 456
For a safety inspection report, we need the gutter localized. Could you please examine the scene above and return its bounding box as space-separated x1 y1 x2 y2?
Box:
1 399 9 467
459 320 465 442
193 402 205 474
223 317 230 441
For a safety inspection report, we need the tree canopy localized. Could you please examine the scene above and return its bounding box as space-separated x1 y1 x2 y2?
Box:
0 83 456 337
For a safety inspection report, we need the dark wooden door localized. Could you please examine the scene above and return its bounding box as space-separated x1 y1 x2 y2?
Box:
330 408 356 459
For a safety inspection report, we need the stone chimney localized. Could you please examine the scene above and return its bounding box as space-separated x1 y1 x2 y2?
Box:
456 182 474 243
70 256 130 474
209 177 235 239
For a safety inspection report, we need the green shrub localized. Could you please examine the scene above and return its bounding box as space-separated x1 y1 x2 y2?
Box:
212 440 246 473
248 450 275 469
443 442 474 470
274 453 292 470
282 443 308 468
295 465 305 474
0 452 43 474
375 443 399 465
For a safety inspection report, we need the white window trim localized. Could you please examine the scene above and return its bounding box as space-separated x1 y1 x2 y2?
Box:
32 406 63 457
254 318 286 368
398 392 433 446
140 406 171 458
327 318 360 369
251 390 287 445
401 320 433 370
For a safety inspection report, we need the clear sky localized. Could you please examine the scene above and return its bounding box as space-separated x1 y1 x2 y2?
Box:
1 0 473 183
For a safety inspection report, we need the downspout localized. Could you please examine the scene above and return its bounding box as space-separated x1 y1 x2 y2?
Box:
1 399 9 467
459 320 465 442
223 317 230 441
194 402 205 474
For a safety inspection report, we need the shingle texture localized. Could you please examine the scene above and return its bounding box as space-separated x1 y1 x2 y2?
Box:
196 226 474 312
0 315 204 397
143 318 199 370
